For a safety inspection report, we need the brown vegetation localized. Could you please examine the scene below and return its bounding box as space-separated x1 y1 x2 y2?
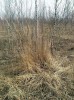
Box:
0 22 74 100
0 0 74 99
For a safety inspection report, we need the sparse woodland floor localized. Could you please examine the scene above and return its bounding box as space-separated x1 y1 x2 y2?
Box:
0 24 74 100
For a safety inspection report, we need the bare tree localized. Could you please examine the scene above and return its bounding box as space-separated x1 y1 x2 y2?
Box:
33 0 38 52
63 0 71 27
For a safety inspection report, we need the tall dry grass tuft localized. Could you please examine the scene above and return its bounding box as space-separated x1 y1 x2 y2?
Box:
8 22 55 74
18 34 55 73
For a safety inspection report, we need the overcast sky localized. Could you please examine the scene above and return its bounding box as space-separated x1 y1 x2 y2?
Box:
0 0 73 18
0 0 54 17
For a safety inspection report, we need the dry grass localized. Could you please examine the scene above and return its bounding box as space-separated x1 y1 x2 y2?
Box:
0 23 74 100
0 63 73 100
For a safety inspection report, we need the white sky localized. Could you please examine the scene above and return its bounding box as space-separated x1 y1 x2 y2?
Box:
0 0 73 18
0 0 54 17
